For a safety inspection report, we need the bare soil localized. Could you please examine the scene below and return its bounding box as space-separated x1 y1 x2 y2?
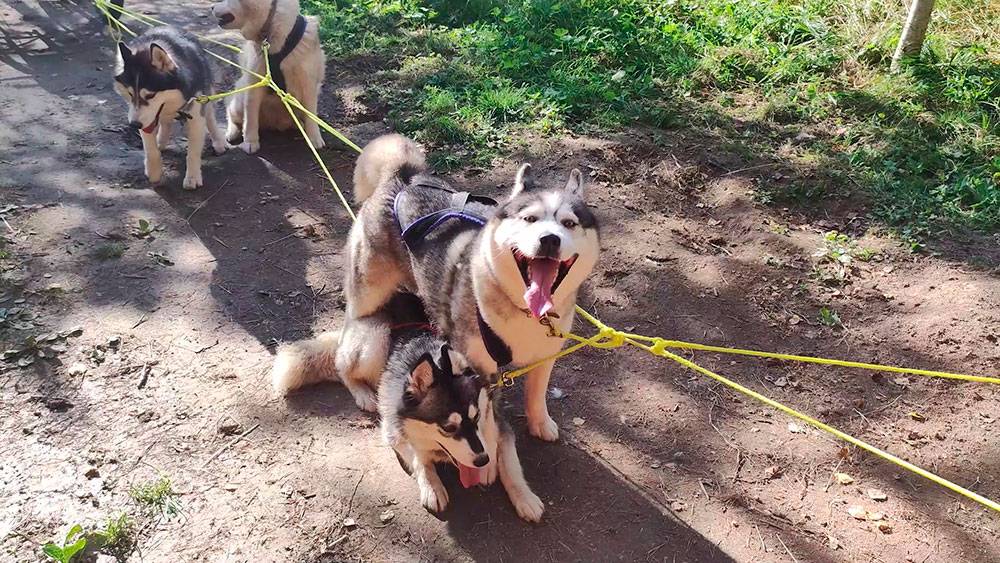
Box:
2 1 999 562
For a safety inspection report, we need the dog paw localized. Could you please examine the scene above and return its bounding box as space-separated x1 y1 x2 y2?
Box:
510 489 544 523
483 461 499 486
527 415 559 442
419 480 449 513
309 134 325 150
182 172 203 190
351 387 378 413
145 168 162 185
225 128 241 144
212 141 230 155
239 140 259 154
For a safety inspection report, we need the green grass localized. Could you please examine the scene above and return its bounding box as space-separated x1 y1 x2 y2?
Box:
304 0 999 238
129 476 181 518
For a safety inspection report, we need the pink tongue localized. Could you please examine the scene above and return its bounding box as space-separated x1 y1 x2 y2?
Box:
458 464 484 488
524 258 559 318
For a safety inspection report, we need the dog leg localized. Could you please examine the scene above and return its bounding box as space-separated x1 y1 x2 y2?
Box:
182 113 206 190
524 359 559 441
240 86 264 154
156 120 172 150
498 428 544 522
204 101 228 155
300 80 325 149
140 129 162 185
344 225 406 319
413 455 449 513
225 93 243 144
334 315 390 412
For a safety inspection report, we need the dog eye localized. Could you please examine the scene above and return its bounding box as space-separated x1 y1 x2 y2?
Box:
561 219 577 229
523 216 538 223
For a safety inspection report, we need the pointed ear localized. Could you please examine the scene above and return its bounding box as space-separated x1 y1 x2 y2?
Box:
436 343 453 376
564 168 585 197
116 42 132 72
406 354 435 399
149 43 176 72
509 163 534 199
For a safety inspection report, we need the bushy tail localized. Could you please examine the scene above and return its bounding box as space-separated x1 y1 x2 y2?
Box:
271 332 340 396
352 134 427 204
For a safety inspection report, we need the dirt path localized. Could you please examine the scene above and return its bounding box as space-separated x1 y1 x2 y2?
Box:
2 1 999 561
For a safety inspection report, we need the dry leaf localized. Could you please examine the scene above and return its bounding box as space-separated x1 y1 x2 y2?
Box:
847 506 867 520
867 489 888 501
907 411 926 422
893 376 910 387
572 417 585 426
835 472 854 485
379 510 395 523
764 465 783 480
867 511 885 521
827 534 842 550
788 422 806 434
876 522 892 534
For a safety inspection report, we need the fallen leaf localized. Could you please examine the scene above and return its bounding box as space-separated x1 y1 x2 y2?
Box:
834 472 854 485
876 522 892 534
572 417 585 426
867 489 888 501
827 534 842 550
847 506 867 520
867 511 885 521
774 376 788 387
907 411 926 422
788 422 806 434
764 465 783 480
893 376 910 387
379 510 395 524
670 500 686 512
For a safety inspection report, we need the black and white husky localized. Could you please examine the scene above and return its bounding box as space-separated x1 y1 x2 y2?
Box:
273 134 601 442
211 0 325 153
274 293 544 521
113 26 227 190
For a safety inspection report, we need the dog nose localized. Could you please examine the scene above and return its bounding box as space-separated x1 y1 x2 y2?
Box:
472 453 490 467
128 120 142 130
538 234 560 258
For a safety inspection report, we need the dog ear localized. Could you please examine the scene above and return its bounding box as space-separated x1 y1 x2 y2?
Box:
564 168 585 197
406 354 435 399
149 43 176 72
436 343 453 376
117 42 132 62
509 163 535 199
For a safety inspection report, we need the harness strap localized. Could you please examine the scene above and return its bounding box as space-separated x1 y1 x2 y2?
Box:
477 311 513 368
266 14 307 94
395 186 497 249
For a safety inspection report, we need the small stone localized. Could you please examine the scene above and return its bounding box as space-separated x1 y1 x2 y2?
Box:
787 422 805 434
867 489 888 502
218 421 242 436
343 518 357 529
876 522 892 534
847 506 867 520
834 472 854 485
379 510 395 524
67 363 88 376
670 500 686 512
572 417 585 426
84 467 101 479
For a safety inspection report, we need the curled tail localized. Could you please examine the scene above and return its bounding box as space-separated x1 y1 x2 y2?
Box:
352 134 427 204
271 332 340 396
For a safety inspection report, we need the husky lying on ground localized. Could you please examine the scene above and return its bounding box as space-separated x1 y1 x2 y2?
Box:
211 0 325 153
274 134 600 441
114 26 227 189
273 293 544 521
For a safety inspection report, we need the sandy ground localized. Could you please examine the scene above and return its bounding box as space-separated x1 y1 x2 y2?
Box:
2 1 1000 561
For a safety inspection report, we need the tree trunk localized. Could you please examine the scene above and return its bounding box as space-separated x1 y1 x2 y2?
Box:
891 0 936 72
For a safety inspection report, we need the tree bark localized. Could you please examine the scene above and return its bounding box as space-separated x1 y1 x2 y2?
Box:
891 0 936 72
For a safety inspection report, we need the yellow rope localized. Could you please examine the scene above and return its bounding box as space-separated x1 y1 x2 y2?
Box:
92 0 1000 514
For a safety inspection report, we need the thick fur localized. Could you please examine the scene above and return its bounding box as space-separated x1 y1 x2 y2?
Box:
341 134 600 442
379 334 543 522
212 0 325 154
114 26 227 189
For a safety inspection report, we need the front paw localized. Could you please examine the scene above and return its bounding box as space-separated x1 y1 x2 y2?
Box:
212 141 230 155
483 461 498 486
182 171 203 190
145 165 162 185
309 133 325 150
510 489 544 523
225 125 241 144
350 386 377 413
239 140 260 154
419 479 449 513
527 414 559 442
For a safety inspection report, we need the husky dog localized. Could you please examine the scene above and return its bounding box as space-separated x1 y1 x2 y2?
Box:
277 134 600 441
211 0 325 154
272 293 544 521
114 27 227 190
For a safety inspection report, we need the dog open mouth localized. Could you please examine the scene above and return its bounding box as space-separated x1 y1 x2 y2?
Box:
513 250 578 318
437 442 487 488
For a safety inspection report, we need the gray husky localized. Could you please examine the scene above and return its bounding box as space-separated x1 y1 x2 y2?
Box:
273 134 600 442
114 26 227 189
